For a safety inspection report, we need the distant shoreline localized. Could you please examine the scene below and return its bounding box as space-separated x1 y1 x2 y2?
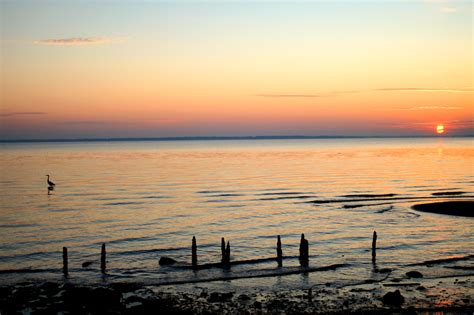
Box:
1 135 472 144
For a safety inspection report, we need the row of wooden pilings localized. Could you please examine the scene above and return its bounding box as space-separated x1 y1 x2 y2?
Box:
62 231 378 275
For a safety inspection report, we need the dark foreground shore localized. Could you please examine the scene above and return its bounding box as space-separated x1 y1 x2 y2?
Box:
1 273 472 315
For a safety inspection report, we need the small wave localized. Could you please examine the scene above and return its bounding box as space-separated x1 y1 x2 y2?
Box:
340 193 398 198
196 190 230 194
204 199 236 203
257 192 310 196
409 254 474 266
376 206 394 213
216 204 245 208
342 204 365 209
143 195 171 199
431 191 466 196
97 236 157 245
0 268 58 274
308 195 473 205
258 195 314 201
103 201 144 206
0 223 40 228
413 187 461 192
210 193 245 197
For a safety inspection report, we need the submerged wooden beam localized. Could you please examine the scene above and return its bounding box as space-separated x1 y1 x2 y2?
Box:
152 263 350 287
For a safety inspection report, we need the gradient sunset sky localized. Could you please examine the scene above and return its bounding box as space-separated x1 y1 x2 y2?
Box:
1 0 472 139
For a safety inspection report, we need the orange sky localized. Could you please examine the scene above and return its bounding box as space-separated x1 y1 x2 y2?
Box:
1 1 472 139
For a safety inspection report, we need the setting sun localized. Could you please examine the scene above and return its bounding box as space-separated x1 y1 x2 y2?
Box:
436 124 445 134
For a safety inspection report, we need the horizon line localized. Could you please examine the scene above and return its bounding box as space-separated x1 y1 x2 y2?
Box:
1 135 472 143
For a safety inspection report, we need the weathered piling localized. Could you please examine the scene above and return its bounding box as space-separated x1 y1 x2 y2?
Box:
372 231 377 264
224 241 231 265
221 238 226 263
192 236 198 267
62 247 68 276
299 234 309 267
276 235 283 267
101 243 106 273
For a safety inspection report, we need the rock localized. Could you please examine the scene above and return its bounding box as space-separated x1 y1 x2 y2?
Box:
159 257 177 266
406 271 423 278
39 282 60 297
416 285 426 291
253 301 262 309
89 287 121 308
208 292 233 303
110 282 142 293
82 261 93 268
63 286 92 307
238 294 251 301
382 290 405 306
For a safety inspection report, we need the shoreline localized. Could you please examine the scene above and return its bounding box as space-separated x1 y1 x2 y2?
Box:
1 268 472 314
1 277 472 314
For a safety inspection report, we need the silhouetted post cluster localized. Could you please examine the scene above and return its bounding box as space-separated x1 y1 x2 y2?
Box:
101 243 107 273
372 231 377 264
299 234 309 267
276 235 283 267
192 236 198 267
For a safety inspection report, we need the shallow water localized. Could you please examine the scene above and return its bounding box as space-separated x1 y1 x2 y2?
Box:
0 138 473 288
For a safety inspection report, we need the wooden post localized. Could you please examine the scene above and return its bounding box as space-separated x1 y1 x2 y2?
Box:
192 236 198 267
276 235 283 267
221 237 226 263
224 241 231 265
101 243 106 273
63 247 68 276
372 231 377 264
299 234 309 267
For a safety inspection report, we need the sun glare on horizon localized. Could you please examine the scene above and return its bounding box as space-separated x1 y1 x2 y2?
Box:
436 124 445 134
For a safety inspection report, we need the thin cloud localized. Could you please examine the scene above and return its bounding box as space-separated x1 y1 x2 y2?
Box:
60 120 106 125
439 6 458 12
34 37 126 46
255 94 327 98
410 106 463 110
375 88 473 93
255 87 473 98
0 112 47 117
382 106 464 111
254 91 357 98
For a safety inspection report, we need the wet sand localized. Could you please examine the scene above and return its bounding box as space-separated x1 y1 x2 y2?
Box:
412 201 473 217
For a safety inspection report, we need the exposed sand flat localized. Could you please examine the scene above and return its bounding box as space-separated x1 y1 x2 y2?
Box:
412 201 473 217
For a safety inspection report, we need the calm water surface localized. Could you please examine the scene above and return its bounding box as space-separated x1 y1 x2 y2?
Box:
0 138 473 288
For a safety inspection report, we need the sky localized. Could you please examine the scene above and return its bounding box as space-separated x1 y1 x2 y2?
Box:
0 0 472 139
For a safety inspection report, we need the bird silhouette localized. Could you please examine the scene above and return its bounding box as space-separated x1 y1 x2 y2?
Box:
46 175 56 187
